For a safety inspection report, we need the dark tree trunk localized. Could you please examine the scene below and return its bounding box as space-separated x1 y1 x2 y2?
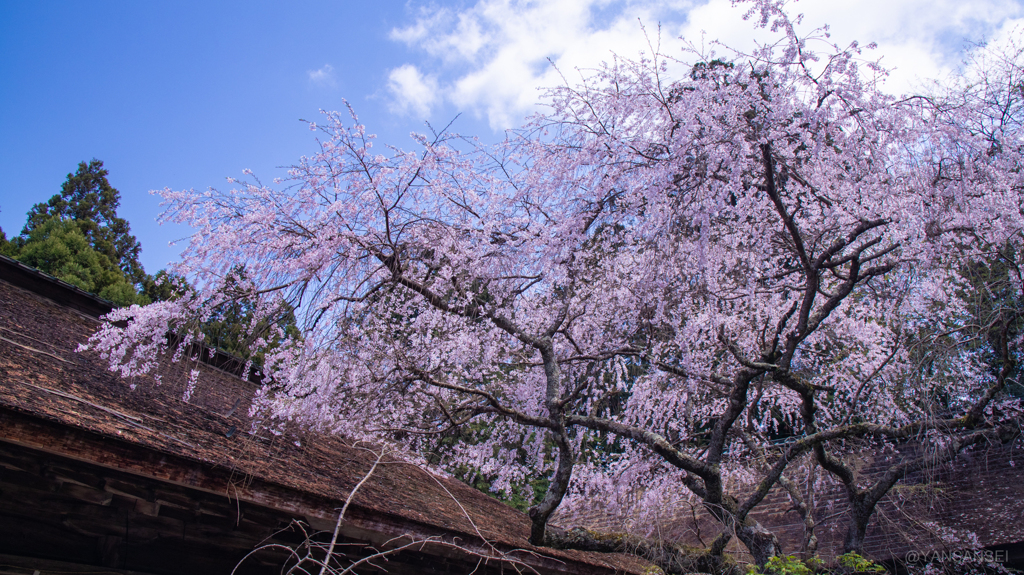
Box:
527 424 574 545
737 522 782 567
843 514 870 555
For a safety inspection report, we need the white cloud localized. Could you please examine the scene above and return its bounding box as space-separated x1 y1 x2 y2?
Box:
390 7 449 45
389 0 1024 130
308 64 337 87
388 0 697 127
678 0 1024 94
390 7 489 62
387 64 441 118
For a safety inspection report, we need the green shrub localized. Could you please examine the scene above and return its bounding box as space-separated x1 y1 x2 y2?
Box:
747 553 886 575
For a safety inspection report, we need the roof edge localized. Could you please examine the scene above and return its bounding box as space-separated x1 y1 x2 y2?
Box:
0 254 115 317
0 255 261 383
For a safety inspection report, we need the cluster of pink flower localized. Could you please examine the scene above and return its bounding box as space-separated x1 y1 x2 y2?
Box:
83 0 1024 564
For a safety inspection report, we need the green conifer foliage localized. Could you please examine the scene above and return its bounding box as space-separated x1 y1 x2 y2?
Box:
21 159 146 286
16 218 148 307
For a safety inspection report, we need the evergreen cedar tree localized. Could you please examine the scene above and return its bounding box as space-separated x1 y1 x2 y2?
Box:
83 2 1024 570
5 160 150 307
2 161 295 357
21 159 147 286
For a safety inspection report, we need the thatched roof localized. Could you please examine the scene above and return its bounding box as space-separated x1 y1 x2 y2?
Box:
0 255 648 575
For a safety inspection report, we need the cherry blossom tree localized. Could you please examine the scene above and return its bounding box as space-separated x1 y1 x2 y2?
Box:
84 2 1023 570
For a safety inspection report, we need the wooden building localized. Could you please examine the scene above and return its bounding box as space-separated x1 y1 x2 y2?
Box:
3 252 1022 574
0 255 647 575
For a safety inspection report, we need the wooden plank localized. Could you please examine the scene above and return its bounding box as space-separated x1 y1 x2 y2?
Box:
0 552 163 575
59 482 113 506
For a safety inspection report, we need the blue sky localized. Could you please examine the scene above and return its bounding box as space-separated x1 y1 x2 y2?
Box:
3 0 1023 274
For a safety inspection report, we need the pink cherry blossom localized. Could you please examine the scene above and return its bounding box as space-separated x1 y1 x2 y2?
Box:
84 1 1024 566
